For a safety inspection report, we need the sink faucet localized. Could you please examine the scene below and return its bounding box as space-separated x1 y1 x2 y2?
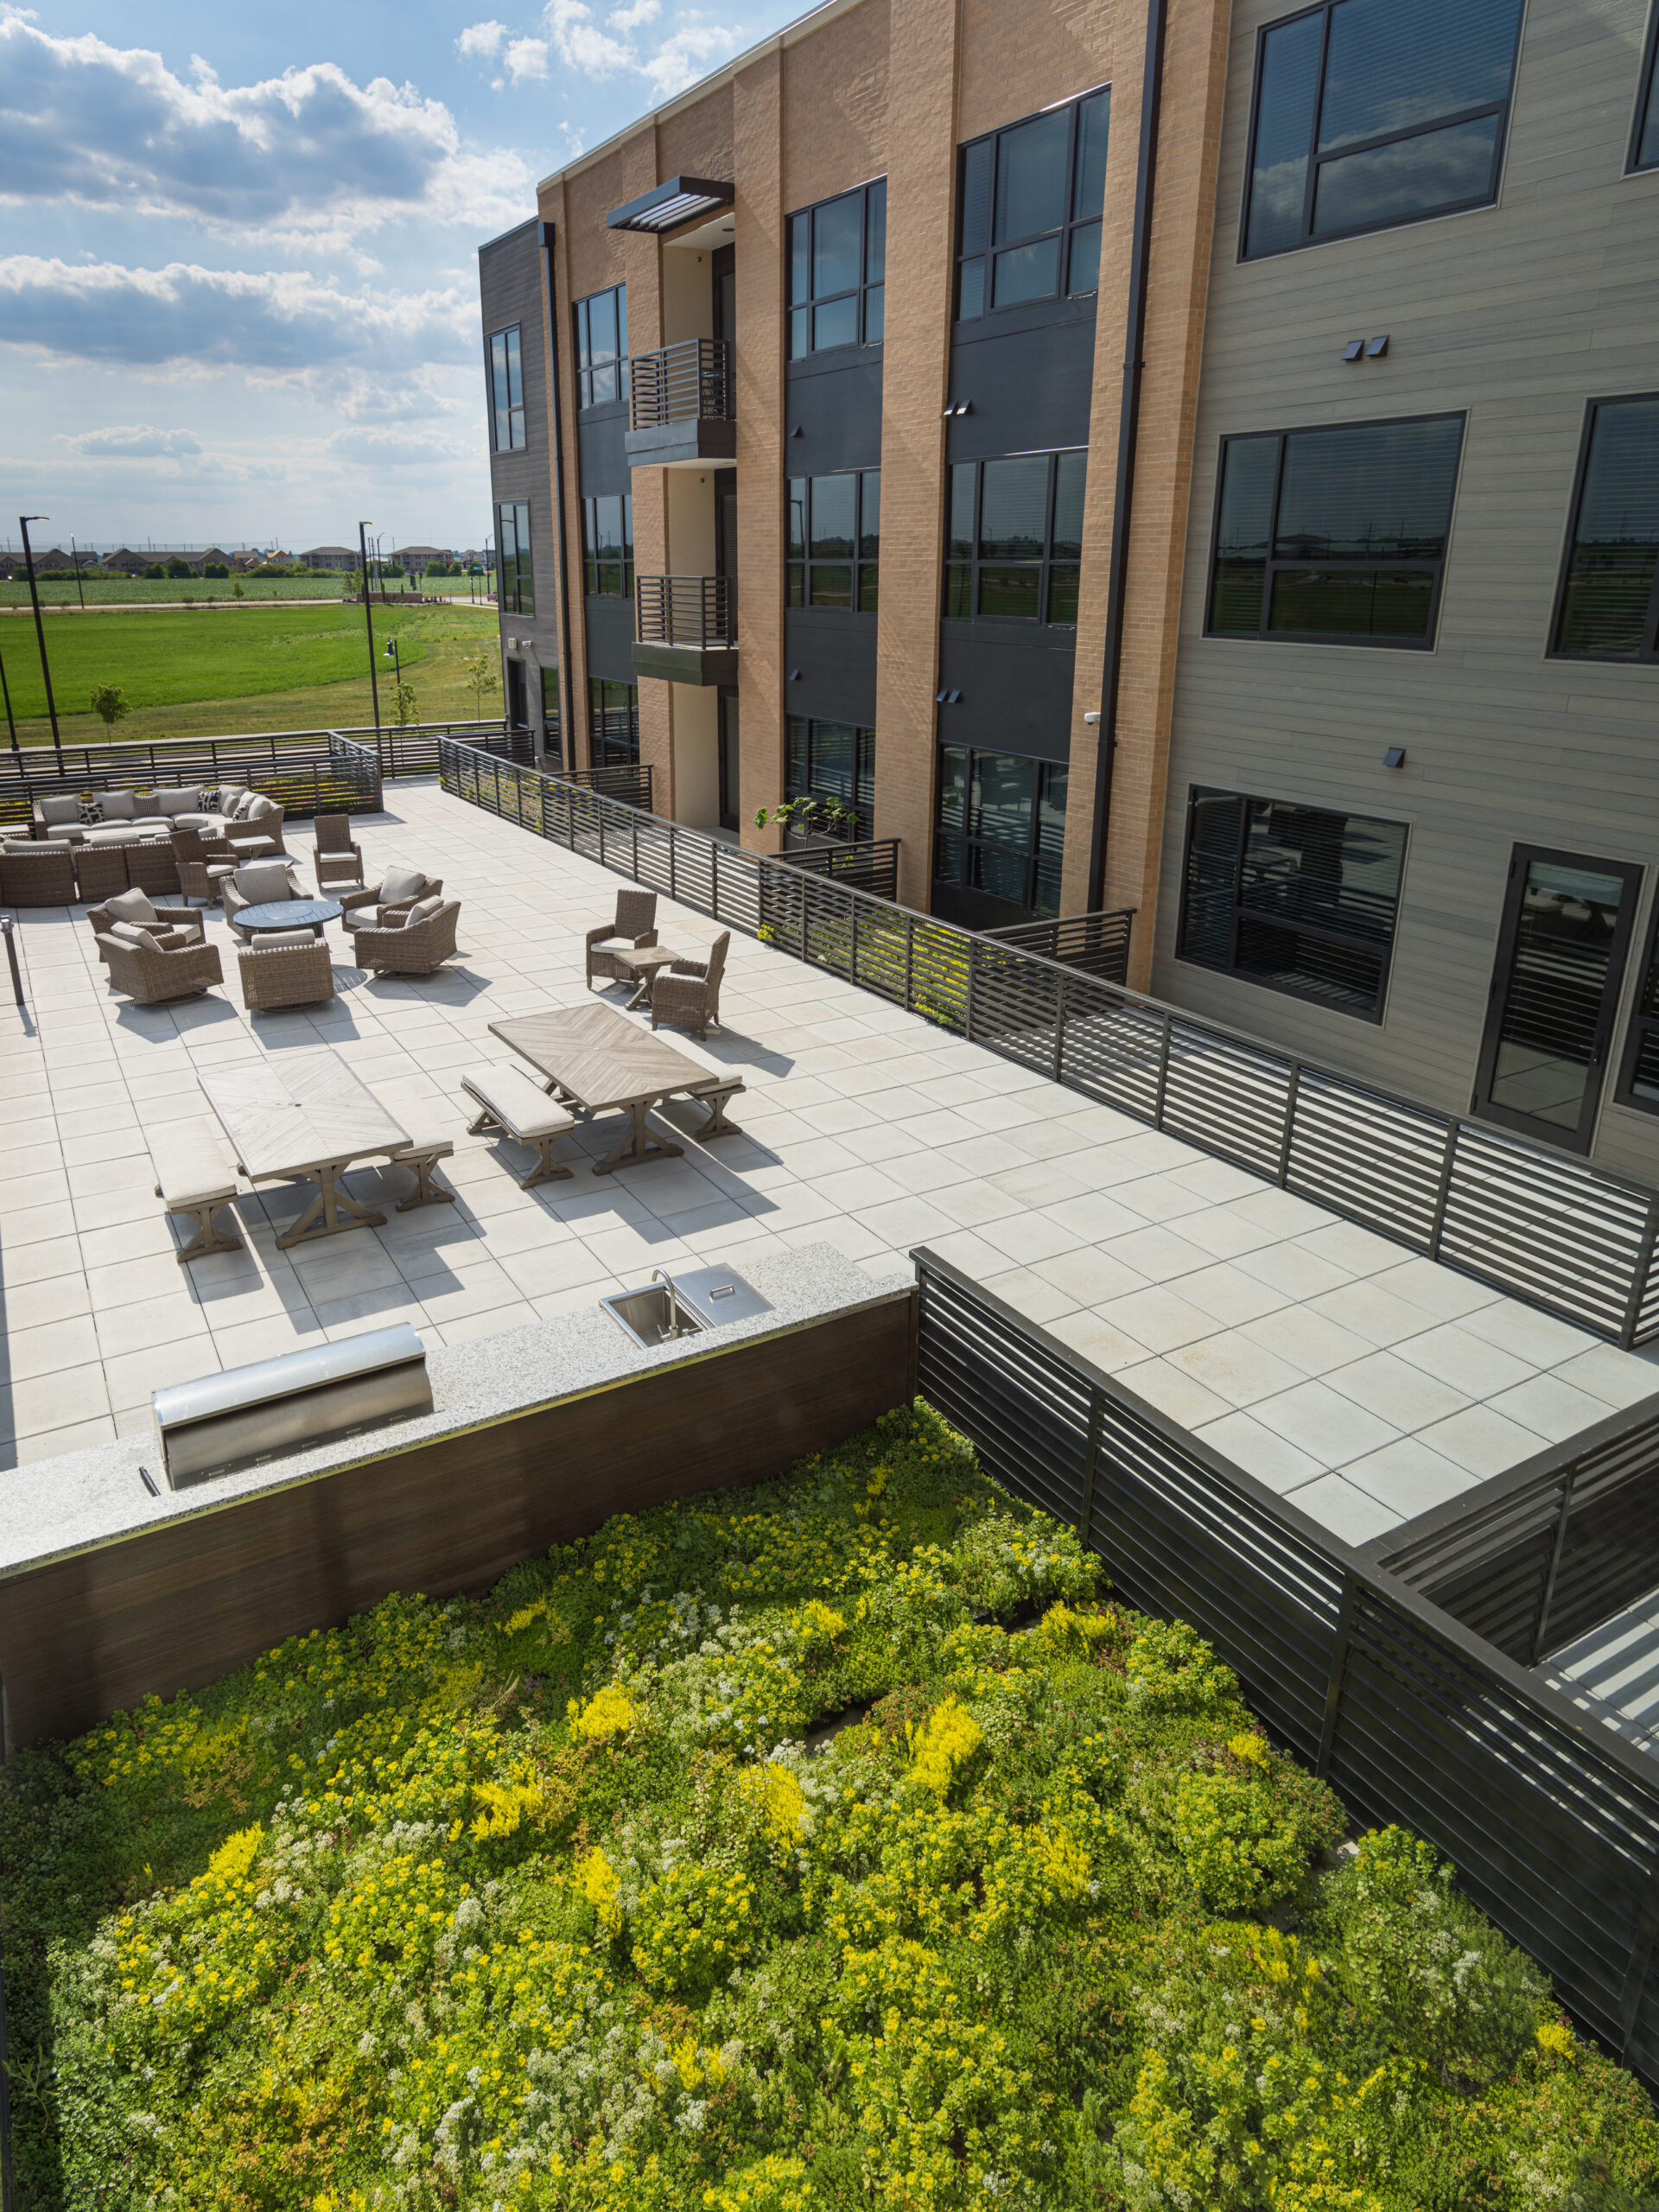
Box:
650 1267 684 1338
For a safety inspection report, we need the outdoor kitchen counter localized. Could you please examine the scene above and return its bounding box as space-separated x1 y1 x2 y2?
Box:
0 1244 912 1584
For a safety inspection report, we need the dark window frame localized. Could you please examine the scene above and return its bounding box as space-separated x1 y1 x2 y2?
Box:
495 500 533 617
955 84 1109 323
486 325 526 451
574 284 628 409
1630 3 1659 173
933 744 1069 918
785 716 876 841
943 448 1085 626
1548 392 1659 664
787 177 887 359
1203 411 1465 652
1175 785 1409 1024
588 677 639 767
581 493 635 600
786 470 880 613
1238 0 1525 264
541 666 563 770
1617 887 1659 1119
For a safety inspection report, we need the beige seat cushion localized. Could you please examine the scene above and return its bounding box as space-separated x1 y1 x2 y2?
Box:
152 788 202 817
233 861 293 905
38 796 80 827
404 894 445 925
98 790 137 822
461 1064 575 1141
86 826 142 847
379 863 427 905
105 886 161 927
242 927 321 950
105 920 163 950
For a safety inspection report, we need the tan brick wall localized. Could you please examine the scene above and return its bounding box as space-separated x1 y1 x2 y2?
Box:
734 48 786 855
782 0 890 212
657 82 734 183
957 0 1114 143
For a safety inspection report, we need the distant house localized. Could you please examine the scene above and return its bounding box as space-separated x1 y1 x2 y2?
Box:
397 543 450 571
104 550 149 575
301 545 359 572
232 552 262 572
29 548 72 573
194 548 233 575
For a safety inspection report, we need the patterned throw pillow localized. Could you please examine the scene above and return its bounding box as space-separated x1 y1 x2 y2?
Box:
78 798 103 825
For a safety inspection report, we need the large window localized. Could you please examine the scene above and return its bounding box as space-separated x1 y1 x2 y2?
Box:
1178 788 1408 1021
944 450 1085 625
785 718 875 842
788 179 885 358
487 326 525 451
1551 397 1659 663
582 494 634 599
1206 414 1463 648
956 86 1109 321
1618 899 1659 1118
1633 11 1659 173
935 748 1068 919
1242 0 1524 260
496 502 533 617
588 678 639 767
575 285 627 408
786 473 879 612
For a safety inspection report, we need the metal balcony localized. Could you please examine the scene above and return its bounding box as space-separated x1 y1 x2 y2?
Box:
624 339 737 468
632 575 738 686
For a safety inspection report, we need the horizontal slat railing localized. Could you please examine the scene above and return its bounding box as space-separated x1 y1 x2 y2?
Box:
634 575 735 648
434 735 1659 1346
911 1246 1659 2084
0 721 508 808
981 906 1135 984
627 337 734 429
778 839 900 903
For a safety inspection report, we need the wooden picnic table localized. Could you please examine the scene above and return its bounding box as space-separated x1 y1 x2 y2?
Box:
489 1002 742 1173
200 1052 410 1247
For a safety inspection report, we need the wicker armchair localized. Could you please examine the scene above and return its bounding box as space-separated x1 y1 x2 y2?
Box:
650 931 729 1039
223 860 307 938
171 826 238 905
313 814 365 893
237 934 335 1010
124 838 182 899
586 889 658 988
86 896 202 964
340 875 444 928
0 842 77 906
96 931 223 1005
350 899 461 976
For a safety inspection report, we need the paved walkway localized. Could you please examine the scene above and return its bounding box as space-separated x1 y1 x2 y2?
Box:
0 779 1652 1547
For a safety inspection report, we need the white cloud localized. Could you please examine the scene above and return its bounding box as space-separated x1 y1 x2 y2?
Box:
58 423 202 459
535 1 744 100
639 22 742 99
610 0 661 29
456 19 508 58
0 17 531 238
0 257 474 375
326 422 475 468
543 0 634 78
505 36 550 81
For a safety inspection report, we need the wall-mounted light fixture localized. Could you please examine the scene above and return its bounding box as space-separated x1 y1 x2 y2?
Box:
1366 334 1389 359
1383 746 1406 768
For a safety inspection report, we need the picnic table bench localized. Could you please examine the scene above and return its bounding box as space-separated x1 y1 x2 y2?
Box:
488 1003 744 1174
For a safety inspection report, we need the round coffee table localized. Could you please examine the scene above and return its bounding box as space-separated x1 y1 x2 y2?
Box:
236 899 342 940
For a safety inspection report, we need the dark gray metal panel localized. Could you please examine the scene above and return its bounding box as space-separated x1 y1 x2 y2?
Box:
583 594 637 683
783 354 883 476
946 300 1097 461
631 640 739 687
625 420 738 468
937 626 1077 762
577 403 630 494
784 610 878 725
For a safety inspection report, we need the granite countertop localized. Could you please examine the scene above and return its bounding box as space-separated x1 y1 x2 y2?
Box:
0 1243 912 1580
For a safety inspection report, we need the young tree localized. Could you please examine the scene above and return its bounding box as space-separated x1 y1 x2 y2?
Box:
461 650 501 720
390 676 419 728
88 683 131 733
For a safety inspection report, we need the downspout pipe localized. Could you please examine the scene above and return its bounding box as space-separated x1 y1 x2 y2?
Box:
540 221 579 772
1086 0 1168 912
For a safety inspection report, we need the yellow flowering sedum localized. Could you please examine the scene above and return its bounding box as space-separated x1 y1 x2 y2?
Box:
570 1682 636 1739
905 1694 983 1796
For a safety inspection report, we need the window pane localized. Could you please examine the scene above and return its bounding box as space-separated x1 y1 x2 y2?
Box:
1245 11 1322 257
960 139 993 256
787 565 804 607
957 257 986 321
1179 791 1246 968
1038 763 1068 855
858 564 879 613
790 305 810 359
1275 416 1462 558
505 327 524 408
809 566 853 608
856 731 876 818
949 464 977 559
810 474 856 557
789 213 810 305
1313 112 1501 236
1240 800 1406 944
786 716 809 792
594 496 623 559
859 471 880 558
1236 916 1384 1010
1318 0 1523 152
813 296 858 351
944 564 972 617
588 289 617 368
1046 565 1080 624
980 454 1049 558
1489 859 1631 1128
937 747 968 831
810 721 856 798
969 844 1030 905
1067 220 1103 296
813 194 862 297
1267 569 1434 639
935 830 963 883
978 568 1041 620
1073 90 1111 220
1641 65 1659 171
786 479 807 562
1556 398 1659 659
1052 450 1086 557
993 237 1061 306
994 108 1070 241
969 753 1037 844
865 179 887 282
863 285 885 343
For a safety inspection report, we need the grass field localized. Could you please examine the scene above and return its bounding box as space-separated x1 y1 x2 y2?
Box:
0 601 504 745
0 573 485 608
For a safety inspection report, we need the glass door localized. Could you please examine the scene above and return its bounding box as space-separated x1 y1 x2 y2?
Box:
718 691 740 831
1473 847 1643 1152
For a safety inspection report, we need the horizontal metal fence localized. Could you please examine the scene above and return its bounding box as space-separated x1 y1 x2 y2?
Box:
635 575 736 648
436 735 1659 1347
912 1247 1659 2083
779 838 900 903
629 337 735 429
0 732 382 830
0 721 503 803
981 906 1134 983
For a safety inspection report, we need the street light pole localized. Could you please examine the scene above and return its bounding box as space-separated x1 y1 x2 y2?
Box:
19 516 61 770
69 535 86 610
358 520 381 740
0 646 17 756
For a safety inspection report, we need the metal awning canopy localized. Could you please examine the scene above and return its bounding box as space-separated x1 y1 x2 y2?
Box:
606 176 734 233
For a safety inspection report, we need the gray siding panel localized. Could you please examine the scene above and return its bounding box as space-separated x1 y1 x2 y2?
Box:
480 221 562 723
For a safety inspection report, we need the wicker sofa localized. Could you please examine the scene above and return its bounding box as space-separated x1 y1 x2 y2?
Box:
0 842 77 906
32 785 285 855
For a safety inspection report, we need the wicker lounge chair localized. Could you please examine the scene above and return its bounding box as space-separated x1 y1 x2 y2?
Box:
96 930 223 1005
171 825 238 905
237 933 336 1010
86 888 203 963
586 888 658 988
313 814 366 894
349 898 461 976
223 859 308 938
649 931 730 1039
338 863 442 925
0 842 77 907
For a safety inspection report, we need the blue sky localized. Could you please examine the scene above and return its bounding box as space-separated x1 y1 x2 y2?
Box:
0 0 800 556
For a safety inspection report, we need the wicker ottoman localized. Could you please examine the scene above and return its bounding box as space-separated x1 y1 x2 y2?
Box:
237 932 335 1010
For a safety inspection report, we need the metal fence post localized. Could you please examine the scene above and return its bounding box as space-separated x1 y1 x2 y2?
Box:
1153 1009 1173 1128
1620 1196 1659 1350
1052 969 1069 1084
1077 1383 1103 1542
850 900 860 987
965 937 977 1042
905 915 915 1013
1529 1465 1580 1666
1315 1576 1359 1779
1427 1121 1462 1262
1277 1061 1303 1187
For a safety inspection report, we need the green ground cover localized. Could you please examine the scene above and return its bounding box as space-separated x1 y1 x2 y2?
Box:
1 1403 1652 2212
0 575 482 609
0 602 500 745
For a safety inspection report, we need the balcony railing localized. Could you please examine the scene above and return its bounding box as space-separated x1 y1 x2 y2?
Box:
628 338 734 430
635 574 736 649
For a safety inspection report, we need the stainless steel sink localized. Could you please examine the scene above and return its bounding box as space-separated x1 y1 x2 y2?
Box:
601 1282 709 1350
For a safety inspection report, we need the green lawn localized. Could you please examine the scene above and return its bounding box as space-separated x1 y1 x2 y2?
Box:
1 601 503 744
0 574 484 608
